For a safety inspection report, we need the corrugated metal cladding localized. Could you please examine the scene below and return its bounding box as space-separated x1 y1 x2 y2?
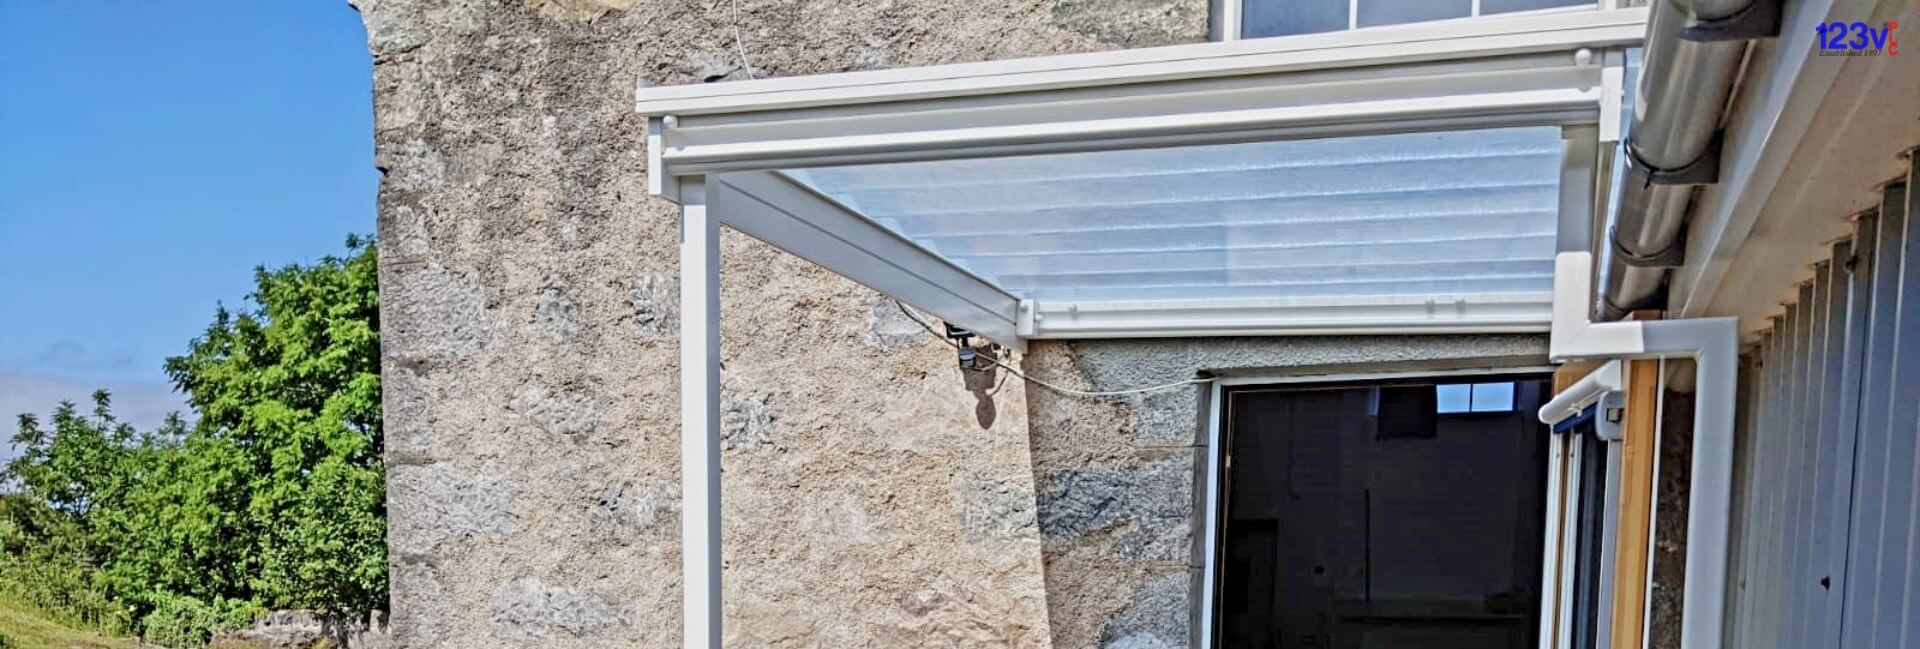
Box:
1726 152 1920 649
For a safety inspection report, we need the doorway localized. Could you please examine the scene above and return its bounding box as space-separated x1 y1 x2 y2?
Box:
1215 375 1553 649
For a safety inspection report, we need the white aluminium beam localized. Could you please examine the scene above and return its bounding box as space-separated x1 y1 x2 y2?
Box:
638 8 1646 188
1021 293 1555 339
707 171 1023 349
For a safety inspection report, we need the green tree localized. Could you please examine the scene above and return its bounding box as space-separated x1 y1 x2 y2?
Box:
1 236 384 642
160 235 384 613
6 396 143 519
1 396 150 633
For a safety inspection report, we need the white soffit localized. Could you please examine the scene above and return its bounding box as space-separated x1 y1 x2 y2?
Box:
1669 0 1920 335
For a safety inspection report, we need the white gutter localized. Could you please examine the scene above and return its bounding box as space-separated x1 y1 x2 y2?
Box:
1546 250 1738 649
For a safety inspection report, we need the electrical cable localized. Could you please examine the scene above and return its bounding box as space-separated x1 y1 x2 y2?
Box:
717 3 1194 399
727 0 756 80
892 301 1213 398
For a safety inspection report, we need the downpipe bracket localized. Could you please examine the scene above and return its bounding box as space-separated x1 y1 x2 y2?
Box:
1611 227 1688 268
1677 0 1783 42
1625 134 1723 187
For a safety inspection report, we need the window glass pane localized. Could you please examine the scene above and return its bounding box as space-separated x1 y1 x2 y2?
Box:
1243 0 1349 38
1379 386 1439 438
1469 382 1516 412
1482 0 1593 14
1357 0 1471 28
1436 384 1472 414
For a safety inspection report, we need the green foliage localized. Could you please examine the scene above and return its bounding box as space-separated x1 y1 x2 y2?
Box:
137 594 260 649
163 235 384 612
0 597 136 649
0 237 383 646
0 402 144 635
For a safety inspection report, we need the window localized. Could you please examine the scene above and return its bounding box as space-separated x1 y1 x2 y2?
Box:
1219 377 1554 649
1436 382 1518 414
1375 385 1438 439
1240 0 1596 39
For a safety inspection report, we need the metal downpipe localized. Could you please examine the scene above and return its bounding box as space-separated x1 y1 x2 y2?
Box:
1599 0 1760 319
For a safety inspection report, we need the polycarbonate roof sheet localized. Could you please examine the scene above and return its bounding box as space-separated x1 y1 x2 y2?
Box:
786 126 1563 303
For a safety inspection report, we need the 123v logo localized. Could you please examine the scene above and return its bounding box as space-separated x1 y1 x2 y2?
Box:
1816 21 1900 57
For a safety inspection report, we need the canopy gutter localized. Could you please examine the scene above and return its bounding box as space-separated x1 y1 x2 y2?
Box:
639 7 1647 197
635 8 1647 115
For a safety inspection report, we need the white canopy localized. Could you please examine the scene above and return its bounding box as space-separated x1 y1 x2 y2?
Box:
638 9 1654 649
639 7 1642 347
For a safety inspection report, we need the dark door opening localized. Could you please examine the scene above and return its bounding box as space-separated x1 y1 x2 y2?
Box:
1216 376 1552 649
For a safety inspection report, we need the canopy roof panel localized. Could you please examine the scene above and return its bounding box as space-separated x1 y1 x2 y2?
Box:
787 126 1563 303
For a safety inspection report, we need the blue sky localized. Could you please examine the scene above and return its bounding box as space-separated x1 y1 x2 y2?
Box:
0 1 376 439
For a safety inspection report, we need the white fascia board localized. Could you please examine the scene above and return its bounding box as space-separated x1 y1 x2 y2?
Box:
1667 0 1858 319
1022 293 1555 339
639 8 1646 190
635 8 1645 116
706 171 1023 350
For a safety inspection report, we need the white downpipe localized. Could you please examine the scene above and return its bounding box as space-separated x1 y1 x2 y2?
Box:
1547 251 1737 649
680 178 723 649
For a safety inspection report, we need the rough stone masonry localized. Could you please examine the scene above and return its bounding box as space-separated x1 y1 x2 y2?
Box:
355 0 1207 647
357 1 1579 647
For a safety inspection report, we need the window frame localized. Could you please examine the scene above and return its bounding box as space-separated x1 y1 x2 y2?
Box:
1204 367 1558 649
1212 0 1622 43
1437 381 1522 414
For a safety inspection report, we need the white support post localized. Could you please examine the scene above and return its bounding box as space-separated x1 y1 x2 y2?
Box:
679 177 722 649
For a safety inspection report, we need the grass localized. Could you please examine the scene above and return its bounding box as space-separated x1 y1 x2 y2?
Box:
0 598 134 649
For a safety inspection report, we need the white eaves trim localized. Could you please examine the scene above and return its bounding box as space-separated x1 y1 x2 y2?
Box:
1021 293 1556 339
1668 0 1869 320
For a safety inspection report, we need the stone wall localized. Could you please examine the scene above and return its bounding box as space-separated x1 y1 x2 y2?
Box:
357 0 1205 647
1651 382 1695 649
1019 335 1549 648
358 1 1574 646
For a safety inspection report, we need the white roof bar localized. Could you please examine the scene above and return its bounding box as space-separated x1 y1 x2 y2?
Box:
709 171 1023 348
